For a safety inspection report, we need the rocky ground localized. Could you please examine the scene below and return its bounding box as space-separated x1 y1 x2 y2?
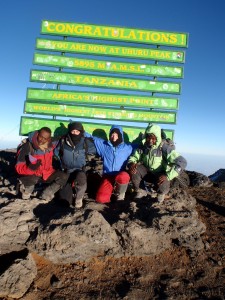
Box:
0 150 224 300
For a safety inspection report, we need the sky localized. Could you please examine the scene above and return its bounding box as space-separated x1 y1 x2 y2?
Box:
1 0 225 175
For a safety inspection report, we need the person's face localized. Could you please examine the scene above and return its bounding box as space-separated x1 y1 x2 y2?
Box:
146 133 157 146
110 132 119 142
70 129 81 135
37 130 51 145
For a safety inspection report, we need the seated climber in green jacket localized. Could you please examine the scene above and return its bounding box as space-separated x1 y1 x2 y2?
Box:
128 123 187 203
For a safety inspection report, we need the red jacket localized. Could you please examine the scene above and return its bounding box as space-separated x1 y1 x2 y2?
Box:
16 131 57 181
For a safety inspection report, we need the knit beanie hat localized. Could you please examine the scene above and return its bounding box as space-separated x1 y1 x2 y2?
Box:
68 122 84 133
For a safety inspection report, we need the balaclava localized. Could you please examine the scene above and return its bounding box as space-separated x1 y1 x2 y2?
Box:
68 122 84 145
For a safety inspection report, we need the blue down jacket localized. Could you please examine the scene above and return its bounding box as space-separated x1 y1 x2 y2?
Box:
89 125 134 175
55 135 96 173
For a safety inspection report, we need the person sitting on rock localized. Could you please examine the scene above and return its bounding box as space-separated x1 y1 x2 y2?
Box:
55 122 96 208
85 125 134 204
15 127 68 201
128 123 187 203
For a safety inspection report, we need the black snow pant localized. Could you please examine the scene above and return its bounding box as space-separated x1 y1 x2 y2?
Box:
131 164 170 195
58 170 87 206
19 170 68 188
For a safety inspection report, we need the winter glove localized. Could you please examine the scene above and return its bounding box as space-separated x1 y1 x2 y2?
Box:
129 163 137 175
157 174 168 186
52 155 61 170
27 159 42 171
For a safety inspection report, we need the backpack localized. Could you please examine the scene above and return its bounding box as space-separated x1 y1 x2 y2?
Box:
16 138 33 160
160 138 175 160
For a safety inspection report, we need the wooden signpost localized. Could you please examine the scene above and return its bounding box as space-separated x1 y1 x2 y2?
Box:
20 20 188 141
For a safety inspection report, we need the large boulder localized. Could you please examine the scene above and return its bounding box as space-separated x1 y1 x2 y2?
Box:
0 149 208 297
209 169 225 187
0 190 205 264
0 252 37 299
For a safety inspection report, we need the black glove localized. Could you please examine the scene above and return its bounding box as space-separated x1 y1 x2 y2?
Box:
28 159 42 171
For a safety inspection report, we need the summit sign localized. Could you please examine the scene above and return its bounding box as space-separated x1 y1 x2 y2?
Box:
19 20 188 141
41 21 188 47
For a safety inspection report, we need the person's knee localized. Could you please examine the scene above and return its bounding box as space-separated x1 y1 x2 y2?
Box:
115 171 130 184
53 171 69 186
61 172 69 181
19 175 40 186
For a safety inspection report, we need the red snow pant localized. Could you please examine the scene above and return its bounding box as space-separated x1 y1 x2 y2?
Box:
96 171 130 203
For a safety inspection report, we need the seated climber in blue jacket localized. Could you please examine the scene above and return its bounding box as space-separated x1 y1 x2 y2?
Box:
85 125 134 204
55 122 96 208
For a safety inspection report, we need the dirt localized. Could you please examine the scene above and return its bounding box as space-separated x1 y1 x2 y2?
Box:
2 186 222 300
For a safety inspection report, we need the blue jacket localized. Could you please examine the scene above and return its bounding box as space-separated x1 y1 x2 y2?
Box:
55 135 96 173
88 125 134 175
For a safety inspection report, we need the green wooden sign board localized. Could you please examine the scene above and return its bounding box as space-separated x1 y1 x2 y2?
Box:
27 88 179 110
30 70 181 94
41 20 188 47
19 21 188 138
33 53 183 78
24 101 176 124
20 116 174 141
36 38 185 63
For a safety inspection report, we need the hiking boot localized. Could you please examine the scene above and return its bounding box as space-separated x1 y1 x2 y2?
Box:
157 193 165 203
135 189 148 199
20 184 34 200
41 183 61 202
75 198 83 208
116 194 125 201
114 182 129 201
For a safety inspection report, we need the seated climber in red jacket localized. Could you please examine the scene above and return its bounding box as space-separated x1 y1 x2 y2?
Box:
15 127 68 201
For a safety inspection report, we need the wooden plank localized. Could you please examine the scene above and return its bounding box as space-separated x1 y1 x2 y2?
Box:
36 38 186 63
34 53 183 78
24 101 177 124
20 116 174 141
30 70 181 94
41 20 188 47
27 88 179 110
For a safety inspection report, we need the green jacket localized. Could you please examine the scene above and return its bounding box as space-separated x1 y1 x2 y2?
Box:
128 124 187 180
